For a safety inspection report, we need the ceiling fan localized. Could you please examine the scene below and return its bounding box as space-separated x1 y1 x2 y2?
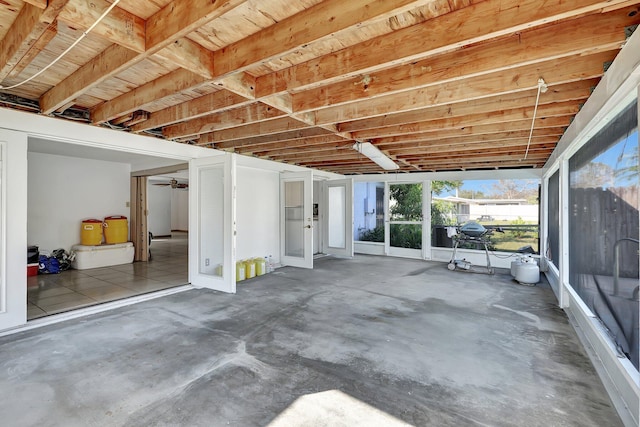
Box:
153 178 188 189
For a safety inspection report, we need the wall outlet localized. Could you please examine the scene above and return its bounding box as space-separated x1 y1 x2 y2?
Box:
126 201 130 207
205 258 210 266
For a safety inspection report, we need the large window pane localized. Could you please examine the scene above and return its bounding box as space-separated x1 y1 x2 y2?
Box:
569 100 639 370
431 179 540 252
354 182 384 242
284 180 304 257
390 183 422 221
328 186 345 248
199 167 224 277
547 171 560 266
390 224 422 249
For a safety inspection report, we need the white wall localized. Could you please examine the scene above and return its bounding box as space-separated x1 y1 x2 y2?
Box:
147 183 172 236
236 166 279 263
171 188 189 231
28 152 130 252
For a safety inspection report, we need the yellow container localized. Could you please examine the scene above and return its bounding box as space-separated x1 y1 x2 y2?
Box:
81 219 103 246
236 261 246 282
245 259 256 279
254 257 267 276
103 216 128 244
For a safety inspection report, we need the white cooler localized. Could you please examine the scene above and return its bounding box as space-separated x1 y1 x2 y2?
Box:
71 242 134 270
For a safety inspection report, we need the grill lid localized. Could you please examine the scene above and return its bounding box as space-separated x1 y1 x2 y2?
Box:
459 221 487 237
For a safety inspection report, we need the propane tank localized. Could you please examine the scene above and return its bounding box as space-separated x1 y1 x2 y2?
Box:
515 257 539 285
510 256 523 277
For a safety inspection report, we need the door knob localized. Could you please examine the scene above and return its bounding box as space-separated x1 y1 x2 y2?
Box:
305 225 312 229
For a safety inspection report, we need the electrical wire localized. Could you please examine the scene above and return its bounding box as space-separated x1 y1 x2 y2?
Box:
523 78 548 160
0 0 122 91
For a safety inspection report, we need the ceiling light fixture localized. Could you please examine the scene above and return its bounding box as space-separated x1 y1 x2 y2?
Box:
353 141 399 170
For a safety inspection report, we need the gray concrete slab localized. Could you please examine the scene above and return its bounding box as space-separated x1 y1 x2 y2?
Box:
0 255 621 426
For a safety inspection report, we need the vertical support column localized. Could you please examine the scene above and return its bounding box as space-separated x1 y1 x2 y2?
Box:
558 159 570 308
422 180 432 260
130 176 149 262
383 181 390 256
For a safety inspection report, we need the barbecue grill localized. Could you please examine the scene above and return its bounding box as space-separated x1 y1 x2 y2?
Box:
447 221 497 274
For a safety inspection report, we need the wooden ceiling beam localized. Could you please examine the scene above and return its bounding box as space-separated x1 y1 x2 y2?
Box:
0 0 68 82
155 38 214 80
380 132 560 152
196 117 316 145
57 0 145 53
90 68 207 124
256 0 632 98
208 127 333 149
234 135 347 154
40 0 250 114
23 0 47 8
372 122 570 145
290 9 636 112
387 138 558 156
337 79 597 133
131 90 251 133
162 103 286 139
351 101 581 140
312 50 615 124
249 141 354 157
398 146 555 161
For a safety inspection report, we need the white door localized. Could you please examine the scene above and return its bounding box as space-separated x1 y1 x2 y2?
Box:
281 171 313 268
189 153 236 292
322 178 354 257
0 131 28 330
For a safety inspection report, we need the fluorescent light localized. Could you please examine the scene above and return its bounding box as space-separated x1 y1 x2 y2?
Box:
353 142 399 170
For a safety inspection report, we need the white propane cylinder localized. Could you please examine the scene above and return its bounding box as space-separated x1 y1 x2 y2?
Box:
510 256 523 277
515 258 540 285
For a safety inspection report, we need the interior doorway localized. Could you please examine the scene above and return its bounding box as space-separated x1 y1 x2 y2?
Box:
26 139 190 320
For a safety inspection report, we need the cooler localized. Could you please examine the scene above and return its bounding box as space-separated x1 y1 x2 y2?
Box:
81 219 103 245
71 242 134 270
103 216 128 244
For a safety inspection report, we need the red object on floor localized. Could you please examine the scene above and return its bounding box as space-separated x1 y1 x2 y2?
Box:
27 263 39 277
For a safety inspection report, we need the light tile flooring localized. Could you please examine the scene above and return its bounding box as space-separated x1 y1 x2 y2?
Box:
27 232 188 320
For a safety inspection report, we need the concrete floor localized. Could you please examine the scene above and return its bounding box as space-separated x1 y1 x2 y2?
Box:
0 255 621 426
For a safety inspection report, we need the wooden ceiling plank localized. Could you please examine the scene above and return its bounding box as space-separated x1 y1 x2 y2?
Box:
7 22 57 79
90 68 207 123
379 131 561 151
370 117 572 144
57 0 146 53
207 126 332 149
233 135 346 154
196 117 315 145
162 102 286 139
210 0 433 78
261 142 357 158
255 0 632 98
392 140 558 156
0 0 68 82
351 101 581 140
131 90 250 132
313 50 615 125
290 9 636 112
338 79 596 133
40 44 139 114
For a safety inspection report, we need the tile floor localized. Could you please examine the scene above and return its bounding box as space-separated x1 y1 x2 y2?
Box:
27 232 188 320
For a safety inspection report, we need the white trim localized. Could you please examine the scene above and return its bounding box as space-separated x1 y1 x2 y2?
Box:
0 142 5 313
565 286 640 427
0 285 193 338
